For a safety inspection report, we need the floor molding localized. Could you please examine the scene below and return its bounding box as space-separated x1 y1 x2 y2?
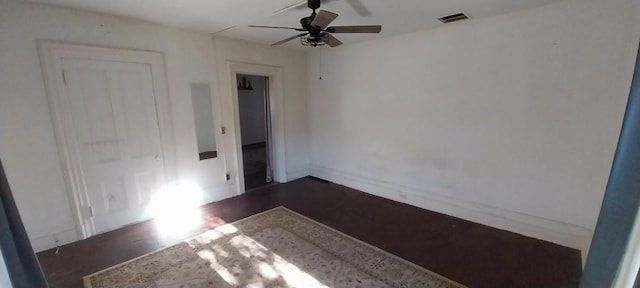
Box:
310 164 592 261
32 228 79 252
31 184 237 252
200 183 238 204
286 167 310 182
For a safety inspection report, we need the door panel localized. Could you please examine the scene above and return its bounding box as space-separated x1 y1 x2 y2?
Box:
69 68 123 163
118 68 161 159
100 176 128 214
62 58 166 234
134 171 156 205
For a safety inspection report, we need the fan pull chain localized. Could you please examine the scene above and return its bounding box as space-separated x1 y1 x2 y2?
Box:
319 48 323 80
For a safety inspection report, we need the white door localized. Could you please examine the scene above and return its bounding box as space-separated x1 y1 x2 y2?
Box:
61 58 166 234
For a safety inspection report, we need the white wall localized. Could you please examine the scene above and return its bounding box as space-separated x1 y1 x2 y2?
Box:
213 37 310 181
0 0 236 251
308 0 640 256
237 75 267 146
0 0 310 251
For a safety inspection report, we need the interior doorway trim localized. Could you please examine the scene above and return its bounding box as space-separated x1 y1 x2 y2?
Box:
38 41 176 239
227 61 287 194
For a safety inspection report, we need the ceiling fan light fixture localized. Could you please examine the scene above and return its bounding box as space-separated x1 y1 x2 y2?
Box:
300 33 332 47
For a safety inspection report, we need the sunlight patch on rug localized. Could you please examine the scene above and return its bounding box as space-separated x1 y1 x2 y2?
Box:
84 207 465 288
194 230 329 287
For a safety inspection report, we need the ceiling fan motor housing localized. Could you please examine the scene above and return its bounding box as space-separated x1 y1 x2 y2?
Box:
300 12 324 43
300 15 316 30
308 0 321 10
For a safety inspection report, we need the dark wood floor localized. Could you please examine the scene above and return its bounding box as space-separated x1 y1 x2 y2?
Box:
242 142 270 190
37 177 582 288
244 169 270 190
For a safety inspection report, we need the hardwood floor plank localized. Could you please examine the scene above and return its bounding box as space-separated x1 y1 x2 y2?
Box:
37 177 581 288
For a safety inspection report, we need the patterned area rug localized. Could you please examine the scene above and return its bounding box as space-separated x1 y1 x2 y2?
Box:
84 207 465 288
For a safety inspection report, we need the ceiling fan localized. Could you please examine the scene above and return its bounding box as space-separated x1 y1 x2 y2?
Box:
248 0 382 47
293 0 371 17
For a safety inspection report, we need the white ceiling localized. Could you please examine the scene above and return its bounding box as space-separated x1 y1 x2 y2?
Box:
25 0 561 49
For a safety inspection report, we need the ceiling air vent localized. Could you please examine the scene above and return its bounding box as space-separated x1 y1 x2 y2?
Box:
438 12 470 24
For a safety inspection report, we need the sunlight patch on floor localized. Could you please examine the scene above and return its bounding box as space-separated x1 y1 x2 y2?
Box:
149 181 203 237
195 224 330 287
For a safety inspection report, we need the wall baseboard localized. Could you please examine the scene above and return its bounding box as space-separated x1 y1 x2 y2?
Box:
32 166 591 262
286 167 310 182
31 183 239 252
32 228 79 252
201 182 239 204
310 164 592 262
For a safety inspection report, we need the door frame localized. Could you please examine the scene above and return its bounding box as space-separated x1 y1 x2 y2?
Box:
38 41 176 239
613 208 640 287
227 62 287 194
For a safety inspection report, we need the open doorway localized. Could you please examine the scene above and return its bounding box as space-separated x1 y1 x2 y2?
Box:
237 74 273 190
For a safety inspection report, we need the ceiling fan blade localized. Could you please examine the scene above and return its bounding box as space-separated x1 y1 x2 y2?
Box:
249 25 305 31
272 33 308 46
325 33 343 47
311 10 339 29
326 25 382 33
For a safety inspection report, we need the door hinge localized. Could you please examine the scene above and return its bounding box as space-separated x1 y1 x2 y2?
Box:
62 69 67 85
83 205 94 218
225 173 231 181
221 126 226 134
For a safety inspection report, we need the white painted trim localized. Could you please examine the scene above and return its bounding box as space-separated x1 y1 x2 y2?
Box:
32 183 236 253
199 182 238 205
31 228 79 252
227 62 287 195
38 41 176 240
287 167 309 182
310 164 592 259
